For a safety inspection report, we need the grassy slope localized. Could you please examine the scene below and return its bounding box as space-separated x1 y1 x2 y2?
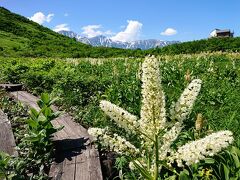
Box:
147 37 240 55
0 7 141 58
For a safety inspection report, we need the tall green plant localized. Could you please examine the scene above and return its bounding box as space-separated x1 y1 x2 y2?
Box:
0 93 61 179
17 93 61 177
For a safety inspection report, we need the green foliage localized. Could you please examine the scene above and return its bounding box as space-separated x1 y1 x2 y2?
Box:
1 53 240 179
0 92 60 179
0 152 13 180
213 146 240 179
1 54 239 142
146 37 240 55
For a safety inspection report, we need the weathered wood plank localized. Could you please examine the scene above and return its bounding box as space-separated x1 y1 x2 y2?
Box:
75 160 89 180
0 84 23 91
10 91 40 110
0 110 18 156
9 90 103 180
89 148 102 180
75 147 102 180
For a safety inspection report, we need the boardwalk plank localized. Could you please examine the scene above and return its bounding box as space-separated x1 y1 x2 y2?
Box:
61 158 76 180
0 84 23 91
0 110 18 156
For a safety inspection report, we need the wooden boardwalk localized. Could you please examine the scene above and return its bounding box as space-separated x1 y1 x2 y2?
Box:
0 110 18 156
8 90 103 180
0 84 23 91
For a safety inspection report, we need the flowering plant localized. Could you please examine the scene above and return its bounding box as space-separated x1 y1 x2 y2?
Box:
88 56 234 179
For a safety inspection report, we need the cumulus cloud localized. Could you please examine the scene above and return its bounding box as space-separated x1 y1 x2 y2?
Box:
81 25 114 38
29 12 54 25
111 20 142 42
80 20 142 41
53 24 70 32
160 28 177 36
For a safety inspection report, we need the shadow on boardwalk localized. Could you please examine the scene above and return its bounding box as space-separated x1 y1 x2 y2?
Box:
54 137 89 163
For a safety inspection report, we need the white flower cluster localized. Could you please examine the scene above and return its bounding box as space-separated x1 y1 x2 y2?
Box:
88 127 139 155
100 100 139 133
88 127 107 141
139 56 166 139
160 122 183 160
170 79 202 122
171 130 234 167
129 161 135 170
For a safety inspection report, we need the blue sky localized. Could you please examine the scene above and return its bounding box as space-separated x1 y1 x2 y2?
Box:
1 0 240 42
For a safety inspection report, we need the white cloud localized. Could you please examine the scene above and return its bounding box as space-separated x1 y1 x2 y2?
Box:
111 20 143 42
29 12 54 25
160 28 177 36
81 20 142 41
53 24 70 32
64 13 69 17
105 30 114 36
81 25 114 38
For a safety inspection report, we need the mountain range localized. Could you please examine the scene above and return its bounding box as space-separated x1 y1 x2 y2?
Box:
58 30 179 50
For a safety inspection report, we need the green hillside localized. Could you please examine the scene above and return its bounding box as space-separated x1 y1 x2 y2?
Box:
0 7 142 58
147 36 240 55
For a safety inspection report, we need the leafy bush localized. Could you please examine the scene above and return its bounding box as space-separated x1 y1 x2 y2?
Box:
0 93 61 179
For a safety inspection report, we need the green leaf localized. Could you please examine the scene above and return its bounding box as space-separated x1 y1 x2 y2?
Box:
26 119 38 128
232 153 240 168
179 169 190 180
204 158 215 164
41 93 50 105
132 160 153 180
231 146 240 158
49 97 58 105
223 163 230 180
165 175 176 180
37 100 44 109
42 107 52 117
38 115 47 122
29 108 39 120
7 173 15 179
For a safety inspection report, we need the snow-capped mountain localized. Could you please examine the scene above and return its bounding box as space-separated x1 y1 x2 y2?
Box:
58 30 179 50
59 30 80 39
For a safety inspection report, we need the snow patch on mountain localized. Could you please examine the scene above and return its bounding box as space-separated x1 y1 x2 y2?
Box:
58 30 179 50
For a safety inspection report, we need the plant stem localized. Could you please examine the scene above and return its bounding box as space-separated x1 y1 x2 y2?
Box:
154 134 159 180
